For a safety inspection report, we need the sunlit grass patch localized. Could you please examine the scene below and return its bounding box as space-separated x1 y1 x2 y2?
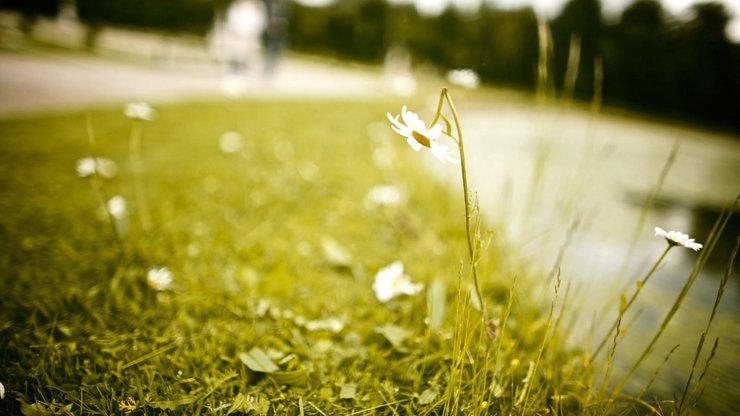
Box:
3 97 728 415
0 99 561 414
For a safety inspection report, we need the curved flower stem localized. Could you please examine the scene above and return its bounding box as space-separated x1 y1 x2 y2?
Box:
437 87 485 313
592 245 672 359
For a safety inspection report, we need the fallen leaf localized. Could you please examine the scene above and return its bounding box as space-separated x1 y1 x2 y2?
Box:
240 347 279 373
340 384 357 400
375 325 412 348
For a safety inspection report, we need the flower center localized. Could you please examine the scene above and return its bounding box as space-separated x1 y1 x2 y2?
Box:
411 130 432 148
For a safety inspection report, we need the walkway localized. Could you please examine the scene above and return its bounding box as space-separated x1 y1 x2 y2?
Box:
0 11 383 116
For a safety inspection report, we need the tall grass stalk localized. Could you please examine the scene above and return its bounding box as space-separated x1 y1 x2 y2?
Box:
536 17 553 105
675 235 738 414
128 119 152 232
519 271 562 412
592 245 672 359
619 141 679 278
85 115 123 245
561 34 581 105
687 337 720 410
609 195 738 399
595 142 678 330
638 343 680 402
591 56 603 114
523 17 553 235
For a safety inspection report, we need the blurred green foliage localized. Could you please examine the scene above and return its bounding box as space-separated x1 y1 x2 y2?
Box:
75 0 220 35
288 0 740 131
2 0 739 129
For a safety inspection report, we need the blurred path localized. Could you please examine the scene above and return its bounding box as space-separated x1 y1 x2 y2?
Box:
0 11 383 116
0 51 382 116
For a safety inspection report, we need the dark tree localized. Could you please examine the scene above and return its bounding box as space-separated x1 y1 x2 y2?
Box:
604 0 672 110
0 0 60 35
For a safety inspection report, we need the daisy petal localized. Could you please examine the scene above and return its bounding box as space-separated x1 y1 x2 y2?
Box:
407 137 423 151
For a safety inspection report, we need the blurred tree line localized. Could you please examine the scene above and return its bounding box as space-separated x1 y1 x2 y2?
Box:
289 0 740 131
1 0 738 130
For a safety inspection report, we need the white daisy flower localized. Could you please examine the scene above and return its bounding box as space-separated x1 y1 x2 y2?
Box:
654 227 703 251
386 72 418 97
365 184 402 207
430 141 459 164
446 69 480 89
219 131 244 154
386 106 459 164
124 102 155 121
147 267 173 291
220 75 248 99
106 196 127 219
76 157 118 178
373 260 423 303
304 317 345 333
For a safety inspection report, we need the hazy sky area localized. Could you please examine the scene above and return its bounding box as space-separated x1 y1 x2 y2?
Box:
296 0 740 42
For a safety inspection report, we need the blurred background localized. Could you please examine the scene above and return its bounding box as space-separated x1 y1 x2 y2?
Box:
1 0 739 129
1 0 739 411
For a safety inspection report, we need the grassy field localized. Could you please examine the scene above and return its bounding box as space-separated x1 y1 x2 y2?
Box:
0 98 732 415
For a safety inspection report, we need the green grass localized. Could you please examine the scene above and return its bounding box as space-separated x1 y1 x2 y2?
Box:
0 98 731 415
0 99 580 415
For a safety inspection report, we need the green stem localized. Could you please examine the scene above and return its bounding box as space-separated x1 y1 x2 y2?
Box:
129 121 152 232
440 88 484 313
592 245 672 359
87 116 123 246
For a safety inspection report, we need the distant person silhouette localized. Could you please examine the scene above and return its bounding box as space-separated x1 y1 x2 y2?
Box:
262 0 288 78
223 0 267 74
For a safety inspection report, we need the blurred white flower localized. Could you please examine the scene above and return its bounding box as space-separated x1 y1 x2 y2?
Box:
365 184 402 207
386 72 418 97
304 317 345 333
654 227 703 251
220 74 248 98
387 106 459 164
446 69 480 89
373 260 423 303
0 381 4 399
147 267 173 291
321 237 353 267
76 157 118 178
106 196 127 219
124 102 155 121
219 131 244 154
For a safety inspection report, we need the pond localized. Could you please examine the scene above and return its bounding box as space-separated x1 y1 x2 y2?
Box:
424 98 740 413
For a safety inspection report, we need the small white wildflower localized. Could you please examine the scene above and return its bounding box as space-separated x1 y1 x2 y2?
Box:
654 227 703 251
304 317 345 333
321 237 353 267
387 106 459 164
220 74 248 99
373 260 423 303
76 157 118 178
386 72 418 97
0 381 4 399
147 267 173 291
106 196 127 219
124 102 155 121
446 69 480 89
365 184 402 207
219 131 244 154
